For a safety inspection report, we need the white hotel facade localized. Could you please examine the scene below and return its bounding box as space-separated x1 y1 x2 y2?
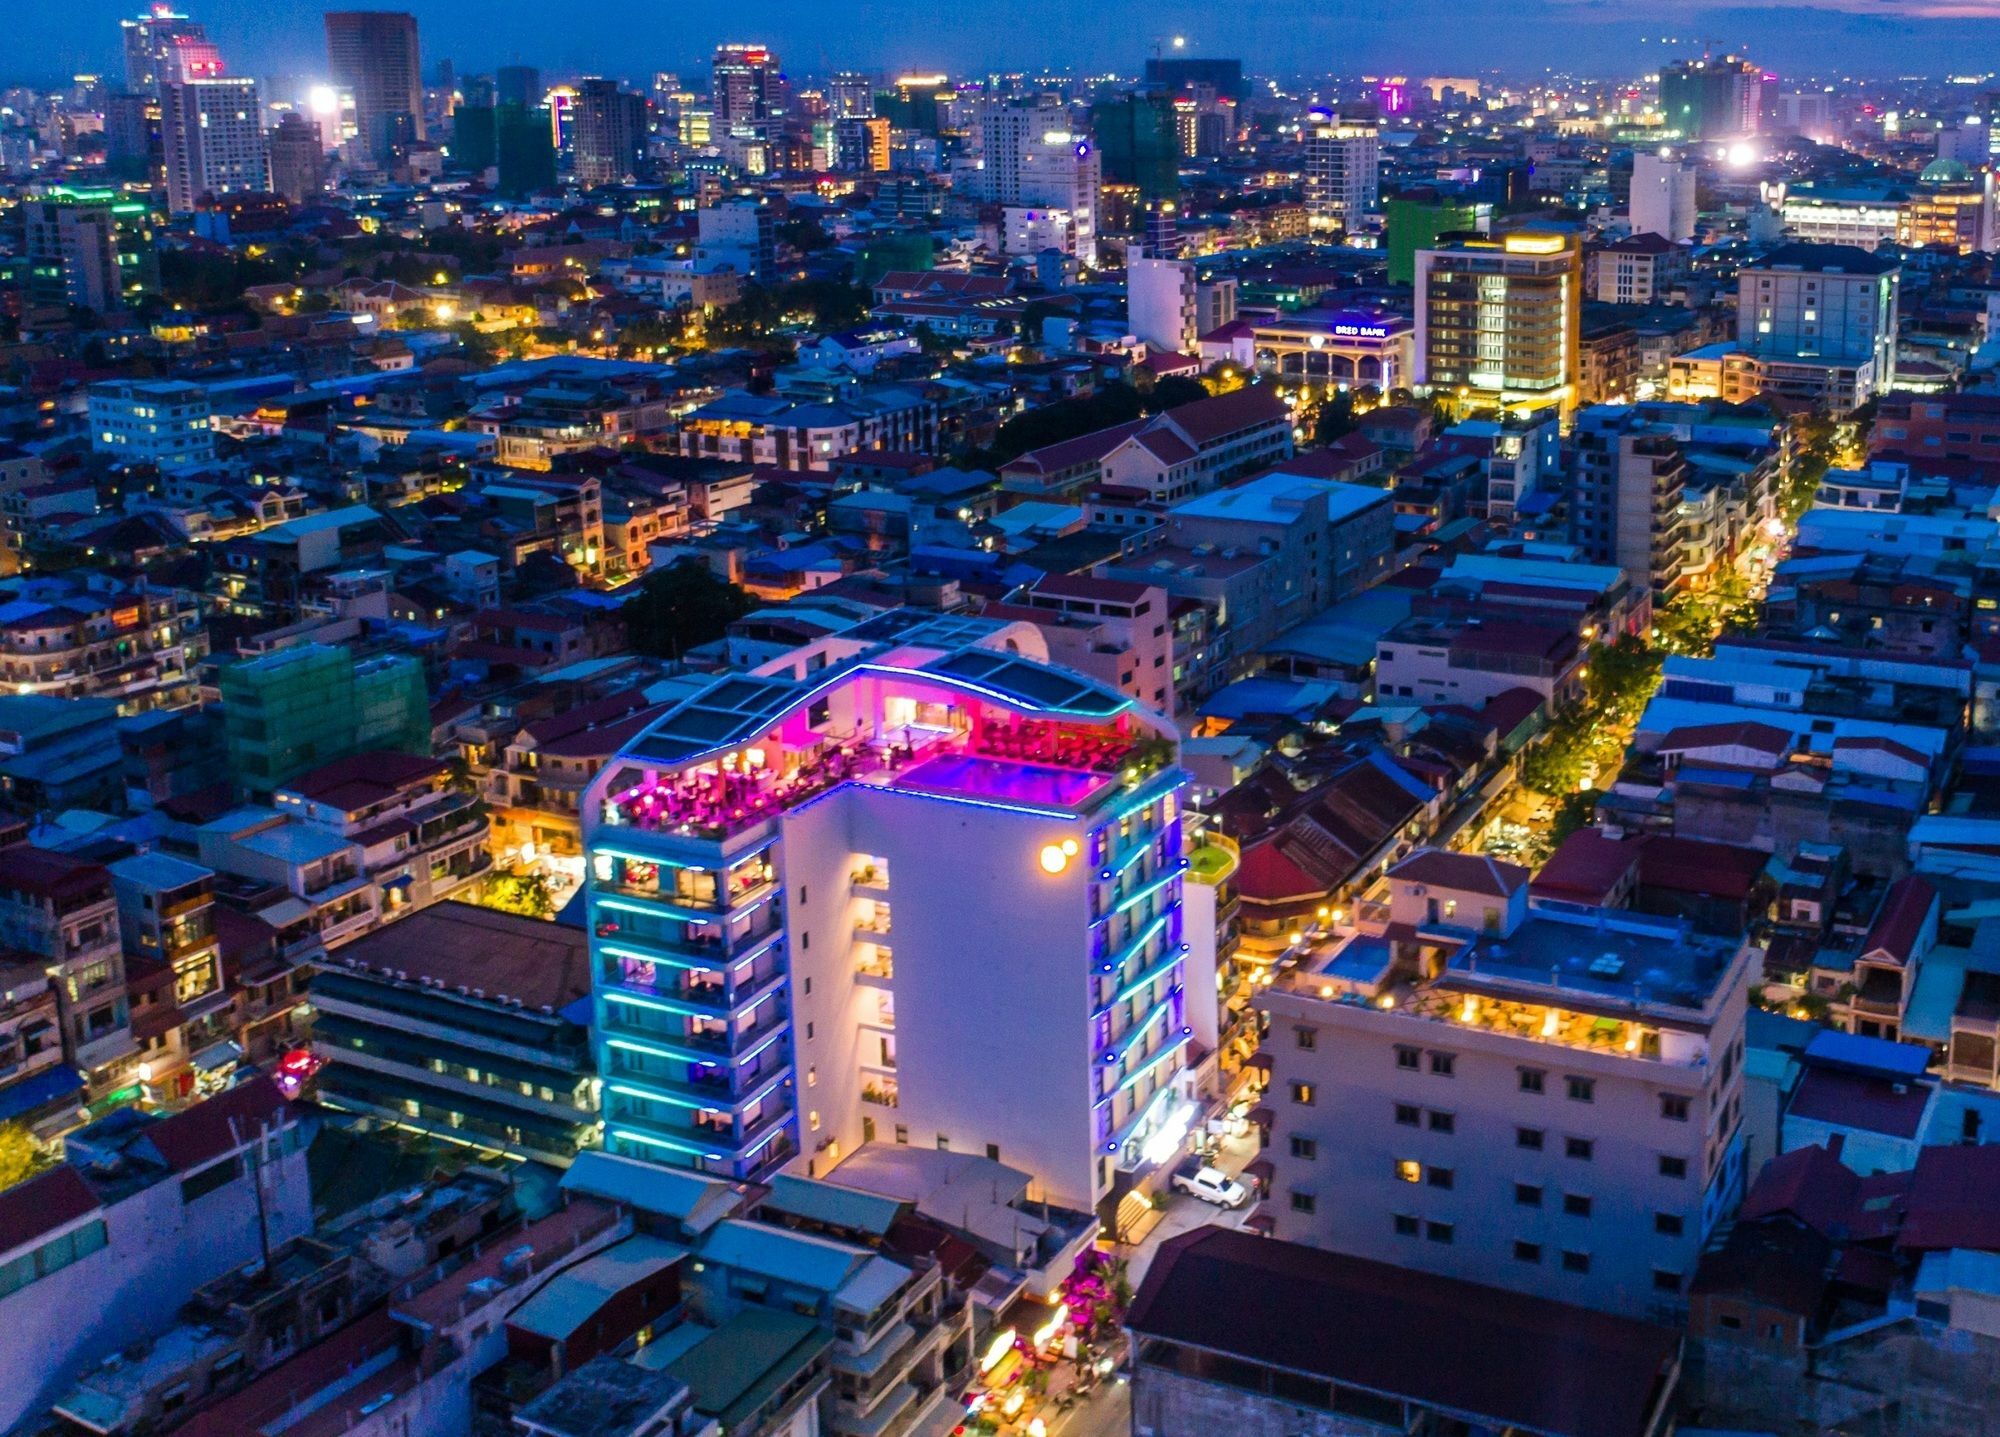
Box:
581 613 1215 1224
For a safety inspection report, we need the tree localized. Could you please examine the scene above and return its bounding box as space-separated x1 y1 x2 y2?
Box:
1315 388 1357 445
623 559 756 659
1142 375 1210 413
0 1122 45 1191
482 868 555 920
777 214 832 254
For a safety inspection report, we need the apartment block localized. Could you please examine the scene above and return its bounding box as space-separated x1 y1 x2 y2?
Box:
1414 231 1582 415
1257 847 1753 1321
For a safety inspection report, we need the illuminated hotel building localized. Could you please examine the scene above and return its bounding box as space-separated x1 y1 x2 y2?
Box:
1303 120 1380 232
1413 231 1581 414
580 614 1210 1225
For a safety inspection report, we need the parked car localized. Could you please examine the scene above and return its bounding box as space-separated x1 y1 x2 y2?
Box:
1171 1158 1248 1208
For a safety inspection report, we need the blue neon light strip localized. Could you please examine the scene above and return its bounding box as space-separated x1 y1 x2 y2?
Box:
1096 910 1168 983
610 1126 725 1161
1113 866 1183 916
1110 945 1183 1012
597 894 727 923
1098 992 1175 1068
608 1035 723 1065
1116 1032 1191 1094
602 943 716 974
604 987 725 1019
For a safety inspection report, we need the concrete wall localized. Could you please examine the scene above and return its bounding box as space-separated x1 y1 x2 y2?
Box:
1689 1323 2000 1437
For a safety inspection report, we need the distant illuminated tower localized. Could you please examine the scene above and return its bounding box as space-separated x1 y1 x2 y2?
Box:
324 10 425 163
121 3 206 98
712 43 784 135
1376 76 1410 115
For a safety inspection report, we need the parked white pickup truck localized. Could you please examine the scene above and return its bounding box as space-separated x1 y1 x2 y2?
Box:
1171 1159 1248 1209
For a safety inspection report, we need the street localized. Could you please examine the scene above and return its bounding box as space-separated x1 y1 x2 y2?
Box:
1043 1376 1131 1437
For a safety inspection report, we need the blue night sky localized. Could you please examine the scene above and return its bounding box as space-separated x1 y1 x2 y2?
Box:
17 0 2000 84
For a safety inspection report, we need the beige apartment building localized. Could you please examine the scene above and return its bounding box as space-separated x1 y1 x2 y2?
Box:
1256 848 1753 1321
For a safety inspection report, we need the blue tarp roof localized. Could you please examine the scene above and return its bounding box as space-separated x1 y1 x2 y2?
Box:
0 1066 83 1121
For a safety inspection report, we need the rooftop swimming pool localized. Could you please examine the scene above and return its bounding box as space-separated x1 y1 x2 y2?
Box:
890 753 1112 811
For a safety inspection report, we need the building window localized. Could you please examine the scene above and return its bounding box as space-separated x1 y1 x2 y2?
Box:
1394 1102 1421 1127
987 1144 1001 1162
1290 1082 1315 1106
1659 1155 1687 1179
1660 1094 1690 1122
1290 1135 1317 1160
1427 1110 1455 1134
1653 1269 1682 1294
894 1125 908 1144
1515 1183 1542 1207
937 1134 949 1150
1395 1045 1420 1070
1396 1159 1421 1183
1655 1212 1684 1236
1514 1241 1542 1263
1565 1076 1595 1102
1425 1221 1454 1244
1427 1167 1455 1190
1429 1051 1456 1076
1516 1126 1544 1150
1393 1213 1419 1237
1295 1026 1317 1050
1291 1190 1317 1214
1563 1193 1593 1218
1519 1067 1545 1094
1565 1137 1594 1161
1561 1250 1591 1274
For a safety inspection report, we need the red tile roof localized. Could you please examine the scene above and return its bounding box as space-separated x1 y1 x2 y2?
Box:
1532 829 1641 904
1862 875 1938 967
145 1076 291 1174
1637 836 1770 901
1787 1067 1929 1142
1389 848 1529 899
1899 1145 2000 1253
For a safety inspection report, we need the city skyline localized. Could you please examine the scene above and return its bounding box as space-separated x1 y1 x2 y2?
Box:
15 0 2000 85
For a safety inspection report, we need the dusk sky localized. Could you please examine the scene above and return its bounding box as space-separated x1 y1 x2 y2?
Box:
16 0 2000 83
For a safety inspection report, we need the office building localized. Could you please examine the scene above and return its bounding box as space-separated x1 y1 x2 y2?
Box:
574 77 647 185
1568 404 1691 598
1384 196 1488 286
826 70 875 120
324 10 425 163
119 2 204 97
494 63 540 107
218 642 429 793
18 188 158 315
1016 127 1101 265
1090 92 1181 201
1658 55 1764 141
264 111 326 203
161 74 265 215
1629 150 1698 242
1304 120 1380 232
494 101 558 197
86 378 213 469
1413 231 1582 414
712 42 783 135
1257 848 1754 1320
1737 242 1899 404
832 115 891 173
1778 184 1903 250
581 614 1208 1225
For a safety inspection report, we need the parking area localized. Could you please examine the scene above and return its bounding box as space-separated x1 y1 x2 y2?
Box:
1119 1124 1262 1288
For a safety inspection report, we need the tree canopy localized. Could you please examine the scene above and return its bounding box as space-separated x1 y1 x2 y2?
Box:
622 559 756 659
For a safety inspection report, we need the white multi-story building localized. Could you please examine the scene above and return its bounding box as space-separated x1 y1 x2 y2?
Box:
1629 151 1698 243
87 379 214 470
1304 121 1380 232
1127 256 1200 355
1257 848 1753 1322
1738 241 1900 400
1016 127 1101 266
581 613 1210 1227
162 75 267 215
